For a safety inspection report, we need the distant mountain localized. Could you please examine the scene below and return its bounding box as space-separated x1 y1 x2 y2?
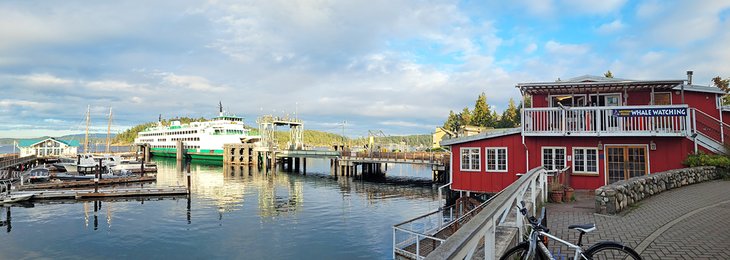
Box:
0 133 115 145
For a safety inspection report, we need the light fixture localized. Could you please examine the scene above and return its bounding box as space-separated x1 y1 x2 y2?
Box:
650 141 656 151
597 141 603 150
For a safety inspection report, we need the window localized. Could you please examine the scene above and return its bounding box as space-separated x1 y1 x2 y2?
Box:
485 148 508 172
573 148 598 174
652 92 671 105
542 147 566 171
460 147 481 171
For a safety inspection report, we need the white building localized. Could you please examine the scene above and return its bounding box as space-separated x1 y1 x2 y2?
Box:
17 137 79 157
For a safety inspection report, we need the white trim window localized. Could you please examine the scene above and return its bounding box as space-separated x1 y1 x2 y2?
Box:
542 147 566 171
486 147 508 172
573 147 598 174
460 147 481 171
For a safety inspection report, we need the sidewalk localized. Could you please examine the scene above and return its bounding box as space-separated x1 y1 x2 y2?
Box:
546 180 730 260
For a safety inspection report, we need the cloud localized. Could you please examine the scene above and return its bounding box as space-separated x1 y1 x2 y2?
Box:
16 73 73 86
561 0 627 15
544 40 590 55
596 19 625 34
156 72 229 92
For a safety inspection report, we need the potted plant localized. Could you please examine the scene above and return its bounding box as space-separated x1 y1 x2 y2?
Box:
549 182 564 202
563 186 574 203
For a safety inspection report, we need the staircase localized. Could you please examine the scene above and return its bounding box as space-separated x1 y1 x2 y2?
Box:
690 109 729 154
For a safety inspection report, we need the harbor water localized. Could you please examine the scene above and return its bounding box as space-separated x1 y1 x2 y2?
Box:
0 158 440 259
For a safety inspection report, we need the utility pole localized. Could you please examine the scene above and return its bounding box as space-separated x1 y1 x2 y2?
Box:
340 121 347 146
84 105 90 154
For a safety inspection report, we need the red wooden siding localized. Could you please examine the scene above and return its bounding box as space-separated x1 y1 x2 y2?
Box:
451 135 696 193
451 133 526 193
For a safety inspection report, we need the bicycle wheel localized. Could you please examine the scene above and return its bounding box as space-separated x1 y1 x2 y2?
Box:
584 241 642 260
500 241 545 260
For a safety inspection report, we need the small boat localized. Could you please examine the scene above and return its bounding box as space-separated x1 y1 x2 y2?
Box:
112 160 157 173
0 193 33 204
24 166 50 182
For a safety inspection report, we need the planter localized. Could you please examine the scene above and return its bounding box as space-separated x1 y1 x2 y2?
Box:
563 187 574 202
549 190 563 203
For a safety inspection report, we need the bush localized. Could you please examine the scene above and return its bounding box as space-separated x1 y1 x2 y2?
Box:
683 153 730 169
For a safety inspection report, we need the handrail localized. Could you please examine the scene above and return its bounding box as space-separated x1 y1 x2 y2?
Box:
522 104 689 111
424 166 547 260
693 108 730 128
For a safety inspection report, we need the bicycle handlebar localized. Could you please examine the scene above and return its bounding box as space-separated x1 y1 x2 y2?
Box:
516 201 548 232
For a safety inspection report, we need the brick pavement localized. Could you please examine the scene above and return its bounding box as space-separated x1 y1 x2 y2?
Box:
545 180 730 260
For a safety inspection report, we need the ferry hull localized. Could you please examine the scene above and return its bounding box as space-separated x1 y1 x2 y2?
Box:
150 148 223 161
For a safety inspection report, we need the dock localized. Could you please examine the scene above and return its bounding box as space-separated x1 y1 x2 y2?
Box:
19 186 189 200
17 175 157 190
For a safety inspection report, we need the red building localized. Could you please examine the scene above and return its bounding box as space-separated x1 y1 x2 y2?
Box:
442 73 727 194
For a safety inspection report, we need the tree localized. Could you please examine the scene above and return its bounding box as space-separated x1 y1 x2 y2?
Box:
713 76 730 105
442 110 460 132
498 98 520 128
459 107 472 127
472 92 495 127
604 70 614 78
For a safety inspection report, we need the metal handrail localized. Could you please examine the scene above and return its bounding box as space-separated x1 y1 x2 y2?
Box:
424 166 547 260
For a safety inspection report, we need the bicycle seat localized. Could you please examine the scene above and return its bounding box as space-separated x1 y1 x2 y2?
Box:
568 223 596 233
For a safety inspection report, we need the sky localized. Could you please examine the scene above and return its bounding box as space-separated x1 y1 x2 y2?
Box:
1 0 729 138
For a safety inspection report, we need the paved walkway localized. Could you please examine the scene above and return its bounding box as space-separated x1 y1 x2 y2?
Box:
546 180 730 260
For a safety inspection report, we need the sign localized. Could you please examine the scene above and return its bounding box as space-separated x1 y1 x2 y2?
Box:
612 107 686 117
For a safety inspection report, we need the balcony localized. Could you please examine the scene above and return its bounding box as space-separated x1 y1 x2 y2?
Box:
522 105 691 137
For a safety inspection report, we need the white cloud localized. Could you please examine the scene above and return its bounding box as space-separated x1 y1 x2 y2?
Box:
544 40 590 55
635 0 664 19
16 73 73 86
596 19 625 34
156 72 228 92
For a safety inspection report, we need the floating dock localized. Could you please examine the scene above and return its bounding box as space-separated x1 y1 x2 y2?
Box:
17 176 157 190
18 186 189 200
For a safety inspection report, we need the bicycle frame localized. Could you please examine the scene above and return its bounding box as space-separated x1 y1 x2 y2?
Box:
528 229 587 260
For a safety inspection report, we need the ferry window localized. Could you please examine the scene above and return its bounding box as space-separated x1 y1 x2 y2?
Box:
653 92 671 105
573 148 598 174
542 147 566 171
486 148 507 172
460 147 481 171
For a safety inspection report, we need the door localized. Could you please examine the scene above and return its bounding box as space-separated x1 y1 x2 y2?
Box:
606 146 647 184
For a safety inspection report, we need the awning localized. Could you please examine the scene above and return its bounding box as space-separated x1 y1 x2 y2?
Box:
516 80 685 95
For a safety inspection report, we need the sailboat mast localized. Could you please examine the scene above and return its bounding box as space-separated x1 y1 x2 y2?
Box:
106 107 112 153
84 105 90 154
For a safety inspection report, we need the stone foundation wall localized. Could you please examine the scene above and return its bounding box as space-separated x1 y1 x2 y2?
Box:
595 166 720 214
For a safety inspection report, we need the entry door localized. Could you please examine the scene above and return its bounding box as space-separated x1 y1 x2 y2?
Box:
606 146 647 184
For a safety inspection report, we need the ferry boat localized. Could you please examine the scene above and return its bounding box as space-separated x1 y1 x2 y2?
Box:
134 105 260 160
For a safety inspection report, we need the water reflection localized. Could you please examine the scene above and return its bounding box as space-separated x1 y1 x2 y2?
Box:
0 157 440 259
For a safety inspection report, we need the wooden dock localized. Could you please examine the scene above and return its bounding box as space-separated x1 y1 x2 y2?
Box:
18 186 189 200
17 176 157 190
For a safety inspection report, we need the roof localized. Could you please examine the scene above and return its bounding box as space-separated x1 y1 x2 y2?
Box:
17 137 80 147
516 75 726 95
440 128 521 146
673 84 727 95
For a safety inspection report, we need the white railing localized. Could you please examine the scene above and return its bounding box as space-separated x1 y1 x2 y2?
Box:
423 166 547 260
393 205 454 259
522 105 690 136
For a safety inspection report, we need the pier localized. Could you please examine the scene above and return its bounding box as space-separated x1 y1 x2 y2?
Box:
0 154 39 180
16 186 189 200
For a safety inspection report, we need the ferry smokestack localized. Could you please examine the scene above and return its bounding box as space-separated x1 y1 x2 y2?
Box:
687 71 693 85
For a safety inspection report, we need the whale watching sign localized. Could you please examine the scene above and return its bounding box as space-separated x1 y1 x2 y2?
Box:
613 107 687 117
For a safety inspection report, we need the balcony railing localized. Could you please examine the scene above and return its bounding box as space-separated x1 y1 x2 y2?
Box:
522 105 691 136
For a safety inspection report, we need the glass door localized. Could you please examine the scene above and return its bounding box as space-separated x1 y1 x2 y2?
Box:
606 146 647 184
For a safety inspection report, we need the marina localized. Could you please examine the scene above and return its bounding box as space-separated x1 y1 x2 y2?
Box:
0 157 440 259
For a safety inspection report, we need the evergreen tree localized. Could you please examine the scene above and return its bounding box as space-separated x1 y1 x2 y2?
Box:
459 107 472 127
498 98 520 128
604 70 614 78
472 92 494 127
442 110 460 132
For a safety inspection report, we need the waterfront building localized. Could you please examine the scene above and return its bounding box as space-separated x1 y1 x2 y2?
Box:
432 127 454 149
17 137 80 157
442 72 727 193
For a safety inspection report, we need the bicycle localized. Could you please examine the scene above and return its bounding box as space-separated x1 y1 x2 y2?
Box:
500 201 642 260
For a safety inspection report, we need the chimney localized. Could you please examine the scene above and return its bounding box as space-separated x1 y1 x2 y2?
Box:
687 71 693 85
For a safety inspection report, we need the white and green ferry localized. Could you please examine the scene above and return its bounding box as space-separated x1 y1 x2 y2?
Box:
134 107 260 160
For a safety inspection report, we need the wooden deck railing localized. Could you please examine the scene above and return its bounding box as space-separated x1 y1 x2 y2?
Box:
523 105 690 137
